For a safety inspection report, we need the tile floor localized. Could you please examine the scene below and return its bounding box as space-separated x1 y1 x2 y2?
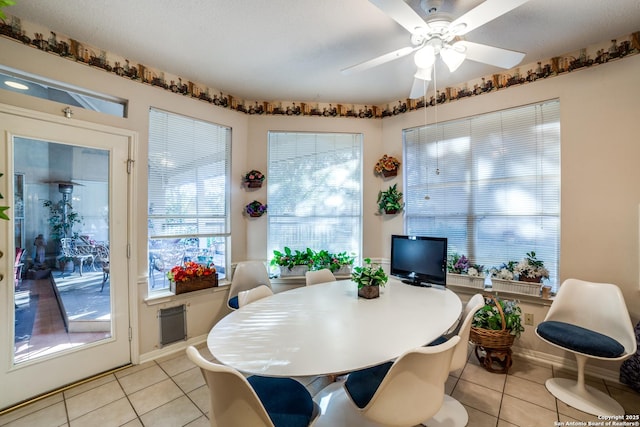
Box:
1 343 638 427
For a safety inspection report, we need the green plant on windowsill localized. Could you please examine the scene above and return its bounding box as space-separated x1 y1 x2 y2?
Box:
270 247 313 270
377 183 404 214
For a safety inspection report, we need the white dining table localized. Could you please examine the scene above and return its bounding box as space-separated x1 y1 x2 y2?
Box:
207 278 462 377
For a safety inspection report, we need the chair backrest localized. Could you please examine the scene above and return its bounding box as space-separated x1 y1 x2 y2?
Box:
450 293 485 372
359 336 460 426
186 346 274 427
229 261 272 301
238 285 274 307
544 279 636 355
305 268 336 286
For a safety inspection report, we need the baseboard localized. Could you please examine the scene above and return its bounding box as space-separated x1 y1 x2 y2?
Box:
139 333 208 364
512 346 623 384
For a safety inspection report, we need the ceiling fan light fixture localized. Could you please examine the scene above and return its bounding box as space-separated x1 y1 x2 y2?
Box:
414 45 436 69
441 44 466 72
414 66 433 81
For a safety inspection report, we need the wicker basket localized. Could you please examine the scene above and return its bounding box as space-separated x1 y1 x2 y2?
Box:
470 295 516 349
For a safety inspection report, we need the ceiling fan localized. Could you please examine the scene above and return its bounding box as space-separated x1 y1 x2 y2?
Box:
343 0 530 99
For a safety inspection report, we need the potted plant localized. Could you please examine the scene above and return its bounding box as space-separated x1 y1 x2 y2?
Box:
43 198 83 240
351 257 388 299
243 169 266 188
245 200 267 217
447 253 485 288
374 154 401 177
271 247 313 276
514 251 549 283
167 261 218 294
311 250 355 274
377 184 404 214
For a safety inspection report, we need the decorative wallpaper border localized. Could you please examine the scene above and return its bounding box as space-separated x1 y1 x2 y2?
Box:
1 14 638 119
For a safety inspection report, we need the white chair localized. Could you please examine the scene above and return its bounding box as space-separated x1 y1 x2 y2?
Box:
313 336 460 427
228 261 272 310
535 278 637 416
427 293 485 427
305 268 336 286
186 346 319 427
238 284 274 307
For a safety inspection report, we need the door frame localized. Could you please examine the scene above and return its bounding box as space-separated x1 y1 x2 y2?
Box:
0 103 139 410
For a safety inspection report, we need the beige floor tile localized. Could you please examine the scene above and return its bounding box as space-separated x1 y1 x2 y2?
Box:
0 394 63 425
504 375 556 411
187 384 211 415
452 379 503 417
0 402 67 427
559 413 602 424
464 404 498 427
608 387 640 414
172 366 206 394
496 419 518 427
65 380 125 421
128 378 184 416
68 397 136 427
445 375 458 395
114 360 157 379
158 352 196 377
185 415 211 427
63 374 117 399
139 395 202 427
499 394 558 426
508 357 553 385
460 361 507 393
120 418 143 427
117 364 169 395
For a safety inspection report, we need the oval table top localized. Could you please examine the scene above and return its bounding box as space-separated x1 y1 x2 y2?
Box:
207 278 462 377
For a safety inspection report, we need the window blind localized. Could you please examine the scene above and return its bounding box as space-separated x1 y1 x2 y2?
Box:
267 132 362 260
404 100 560 286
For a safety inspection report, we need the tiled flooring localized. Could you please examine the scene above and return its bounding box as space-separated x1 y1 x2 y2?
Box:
1 343 638 427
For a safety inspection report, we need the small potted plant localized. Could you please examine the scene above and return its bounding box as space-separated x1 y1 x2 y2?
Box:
351 257 388 299
243 169 266 188
271 247 313 276
377 184 404 214
374 154 401 177
447 253 485 288
514 251 549 283
167 261 218 294
245 200 267 217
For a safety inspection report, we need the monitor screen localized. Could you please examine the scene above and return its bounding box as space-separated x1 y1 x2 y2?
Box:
390 235 448 287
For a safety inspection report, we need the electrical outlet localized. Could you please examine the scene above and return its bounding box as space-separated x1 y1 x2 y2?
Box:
525 313 534 326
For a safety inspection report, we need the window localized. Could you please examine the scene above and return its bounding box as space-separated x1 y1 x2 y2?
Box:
404 100 560 286
148 108 231 291
267 132 362 268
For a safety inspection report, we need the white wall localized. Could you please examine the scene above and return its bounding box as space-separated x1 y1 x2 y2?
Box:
1 36 639 371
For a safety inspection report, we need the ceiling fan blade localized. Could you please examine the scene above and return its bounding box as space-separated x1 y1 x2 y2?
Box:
409 77 430 99
341 46 418 75
369 0 427 34
457 41 525 69
449 0 530 36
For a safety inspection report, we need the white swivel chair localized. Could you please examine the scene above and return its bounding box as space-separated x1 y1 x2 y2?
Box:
238 284 274 307
186 346 318 427
427 293 485 427
228 261 272 310
535 279 637 416
305 268 336 286
313 336 460 427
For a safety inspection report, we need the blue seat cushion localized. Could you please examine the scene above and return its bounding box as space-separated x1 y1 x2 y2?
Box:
344 361 393 409
428 335 448 346
248 376 314 427
537 320 625 358
228 295 239 309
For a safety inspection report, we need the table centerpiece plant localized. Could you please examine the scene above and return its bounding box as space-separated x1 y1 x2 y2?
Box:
351 257 388 299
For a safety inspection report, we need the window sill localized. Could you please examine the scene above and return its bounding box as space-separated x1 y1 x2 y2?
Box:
448 283 554 306
144 281 230 306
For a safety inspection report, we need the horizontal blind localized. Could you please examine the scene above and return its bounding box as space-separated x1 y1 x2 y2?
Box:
268 132 362 258
404 100 560 285
148 108 231 238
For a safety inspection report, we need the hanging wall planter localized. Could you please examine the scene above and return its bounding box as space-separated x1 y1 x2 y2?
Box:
245 200 267 217
377 183 404 215
243 169 266 188
374 154 400 178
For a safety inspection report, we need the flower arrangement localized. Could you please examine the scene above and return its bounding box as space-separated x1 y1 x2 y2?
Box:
351 258 388 288
472 296 525 337
489 261 518 280
167 261 216 283
447 253 485 277
244 169 265 182
271 247 314 270
514 251 549 282
312 249 355 272
245 200 267 217
271 247 354 272
374 154 401 176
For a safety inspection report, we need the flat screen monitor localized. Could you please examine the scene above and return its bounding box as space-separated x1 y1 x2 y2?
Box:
390 235 448 287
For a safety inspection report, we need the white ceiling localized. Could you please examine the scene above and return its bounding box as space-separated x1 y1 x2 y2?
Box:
8 0 640 106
